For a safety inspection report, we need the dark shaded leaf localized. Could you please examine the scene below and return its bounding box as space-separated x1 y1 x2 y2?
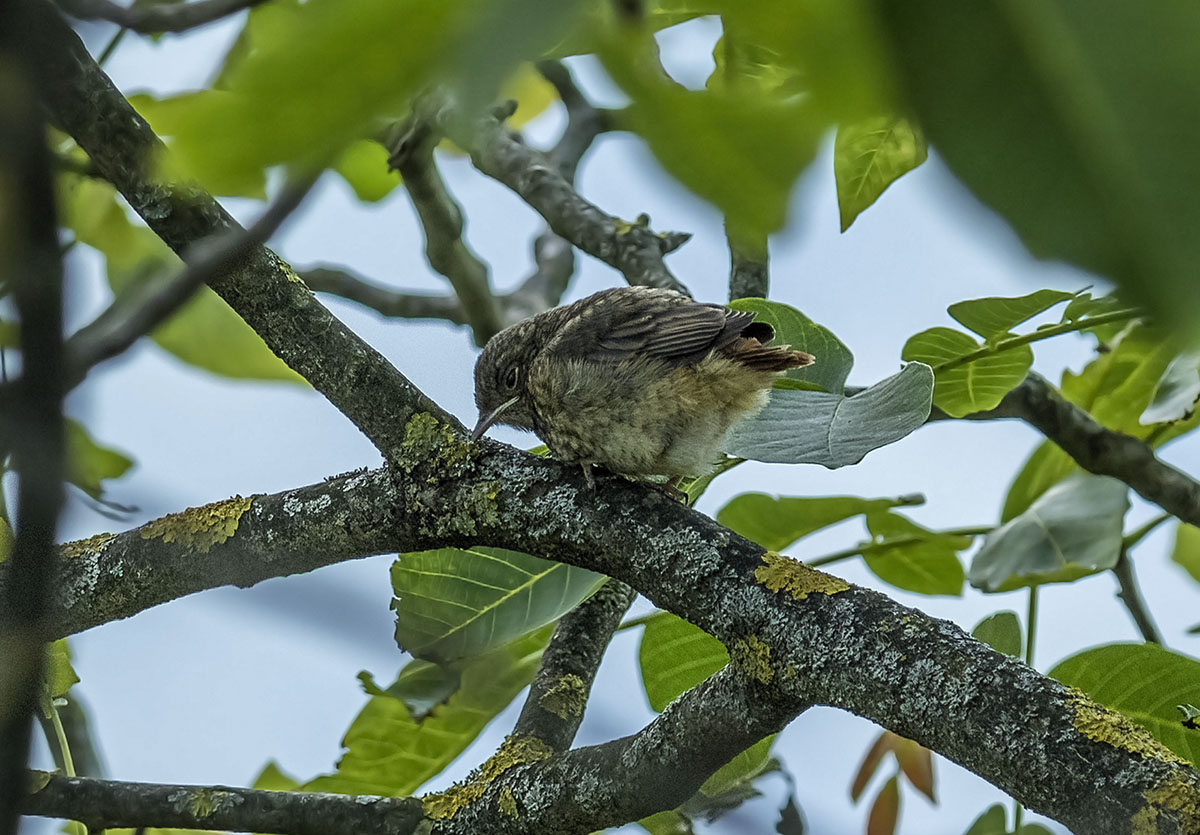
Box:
728 298 854 394
971 611 1022 658
835 116 927 231
717 493 923 552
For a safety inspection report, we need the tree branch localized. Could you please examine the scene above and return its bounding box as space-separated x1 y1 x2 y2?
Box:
0 4 67 831
947 374 1200 528
726 224 768 301
301 267 468 324
1112 554 1162 644
387 115 503 346
52 0 266 34
513 580 637 750
441 104 693 296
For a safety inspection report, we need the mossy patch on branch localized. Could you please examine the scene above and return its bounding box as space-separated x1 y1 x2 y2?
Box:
1132 774 1200 835
399 412 476 479
1067 691 1187 765
539 673 586 720
755 551 849 600
732 635 775 685
60 531 118 560
421 735 552 820
139 495 253 554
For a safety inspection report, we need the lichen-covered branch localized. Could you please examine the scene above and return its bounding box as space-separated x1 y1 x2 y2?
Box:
512 580 637 750
0 8 67 832
27 0 455 457
387 115 503 345
948 374 1200 528
22 772 423 834
53 0 266 33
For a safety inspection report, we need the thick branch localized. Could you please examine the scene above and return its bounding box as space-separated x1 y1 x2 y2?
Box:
23 773 423 834
443 107 692 296
53 0 265 33
0 6 66 832
513 580 637 750
28 0 455 458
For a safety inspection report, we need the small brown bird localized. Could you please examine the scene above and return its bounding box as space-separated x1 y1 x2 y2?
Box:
472 286 814 485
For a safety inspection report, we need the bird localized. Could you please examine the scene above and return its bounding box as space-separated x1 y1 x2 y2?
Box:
471 286 814 487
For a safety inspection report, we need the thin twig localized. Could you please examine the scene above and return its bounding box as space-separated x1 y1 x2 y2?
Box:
726 224 768 301
1112 553 1162 644
64 176 317 385
301 267 467 325
53 0 266 34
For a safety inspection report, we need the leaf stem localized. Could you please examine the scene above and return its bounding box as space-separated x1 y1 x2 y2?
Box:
47 702 76 778
1122 513 1173 551
805 526 992 568
935 308 1141 372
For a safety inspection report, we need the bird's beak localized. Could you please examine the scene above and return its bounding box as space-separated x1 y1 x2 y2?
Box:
471 396 520 441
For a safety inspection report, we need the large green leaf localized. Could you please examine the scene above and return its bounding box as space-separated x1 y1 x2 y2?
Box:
1050 642 1200 768
639 612 727 713
391 546 604 662
875 2 1200 336
305 627 550 796
971 611 1022 658
861 511 967 596
1000 440 1076 524
969 474 1129 592
727 298 854 394
725 362 933 467
947 290 1076 340
834 116 927 231
902 326 1032 418
169 0 584 187
58 175 304 383
717 493 923 551
64 419 134 500
1170 523 1200 585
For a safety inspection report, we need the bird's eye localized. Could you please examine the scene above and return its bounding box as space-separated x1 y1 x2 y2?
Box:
503 366 519 390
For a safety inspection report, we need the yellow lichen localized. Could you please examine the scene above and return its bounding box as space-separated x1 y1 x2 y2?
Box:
732 635 774 685
139 495 254 554
1068 691 1187 765
755 551 849 600
498 786 518 819
1131 774 1200 835
421 735 552 820
539 673 586 720
400 412 476 478
60 531 118 559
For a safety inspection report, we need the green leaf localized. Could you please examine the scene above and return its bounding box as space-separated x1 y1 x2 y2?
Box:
1061 291 1133 344
1170 523 1200 585
637 810 693 835
834 115 927 231
251 761 300 791
1050 642 1200 767
969 474 1129 592
699 735 776 797
963 804 1007 835
0 320 18 346
1140 352 1200 426
0 518 12 562
902 326 1032 417
305 627 550 795
868 774 900 835
332 140 397 203
357 661 460 722
971 611 1022 658
725 362 933 467
64 419 134 500
862 511 966 596
727 298 854 394
947 290 1076 341
678 456 741 506
717 493 923 551
58 175 304 383
875 2 1200 336
391 546 604 662
172 0 584 187
43 640 79 704
604 36 824 243
639 613 727 713
1000 440 1076 523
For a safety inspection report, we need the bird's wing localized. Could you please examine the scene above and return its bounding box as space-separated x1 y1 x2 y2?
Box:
549 288 757 367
